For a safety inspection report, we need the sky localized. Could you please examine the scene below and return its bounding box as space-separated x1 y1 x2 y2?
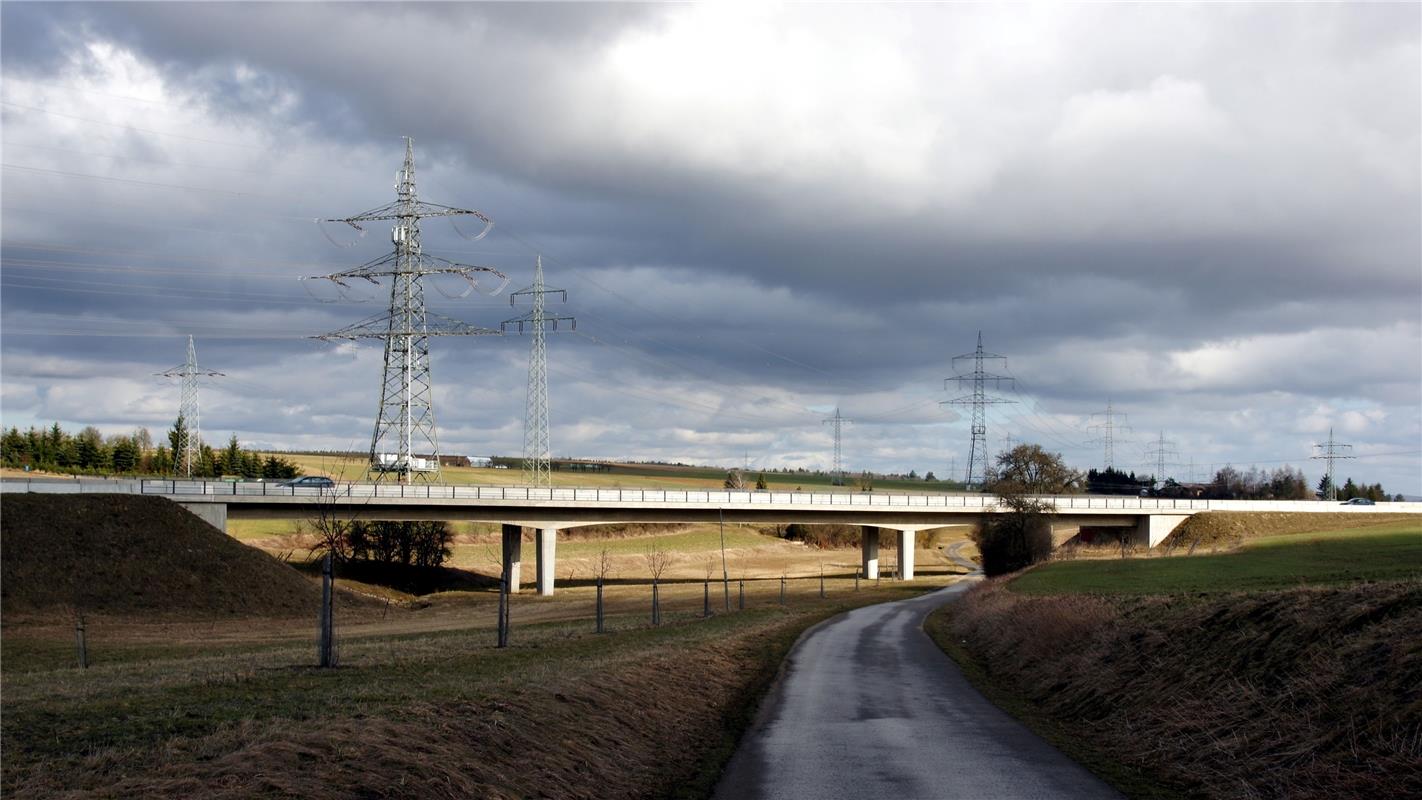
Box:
1 2 1418 493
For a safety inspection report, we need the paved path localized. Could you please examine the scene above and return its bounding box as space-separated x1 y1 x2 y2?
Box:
713 579 1122 800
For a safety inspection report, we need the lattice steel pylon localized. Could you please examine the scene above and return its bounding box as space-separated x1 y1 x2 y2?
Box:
307 138 508 483
1143 430 1179 486
156 336 223 478
1089 400 1132 470
942 332 1014 490
1311 427 1354 500
503 255 574 487
822 407 852 486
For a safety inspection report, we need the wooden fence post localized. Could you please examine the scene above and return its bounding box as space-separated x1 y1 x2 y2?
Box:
318 553 334 668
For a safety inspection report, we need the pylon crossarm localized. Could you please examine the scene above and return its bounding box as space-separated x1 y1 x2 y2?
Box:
500 313 575 333
328 200 493 226
313 312 500 341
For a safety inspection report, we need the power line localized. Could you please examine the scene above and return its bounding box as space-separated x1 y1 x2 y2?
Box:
943 331 1014 489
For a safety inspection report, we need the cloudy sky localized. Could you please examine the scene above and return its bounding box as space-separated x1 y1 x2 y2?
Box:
2 2 1418 492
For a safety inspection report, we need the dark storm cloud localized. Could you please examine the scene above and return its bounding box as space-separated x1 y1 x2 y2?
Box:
1 2 1417 489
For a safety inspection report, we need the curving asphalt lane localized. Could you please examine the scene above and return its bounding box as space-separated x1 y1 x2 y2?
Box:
713 568 1122 800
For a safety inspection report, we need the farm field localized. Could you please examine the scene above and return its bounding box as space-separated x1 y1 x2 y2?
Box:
271 452 963 494
1011 519 1422 595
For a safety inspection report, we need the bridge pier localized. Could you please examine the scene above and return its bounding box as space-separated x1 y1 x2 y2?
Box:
860 526 879 579
536 527 557 596
898 529 915 580
501 523 522 593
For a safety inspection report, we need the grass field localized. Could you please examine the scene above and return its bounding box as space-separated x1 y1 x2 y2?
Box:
1012 520 1422 595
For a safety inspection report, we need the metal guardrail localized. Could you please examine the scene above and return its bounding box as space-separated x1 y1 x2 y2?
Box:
103 479 1227 510
4 478 1416 513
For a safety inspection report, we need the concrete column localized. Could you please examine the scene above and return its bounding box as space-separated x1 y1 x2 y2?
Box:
860 526 880 579
898 529 916 581
536 528 557 596
179 502 227 534
501 523 522 593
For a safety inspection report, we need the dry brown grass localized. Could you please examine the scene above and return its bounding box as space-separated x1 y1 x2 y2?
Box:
2 578 953 799
931 579 1422 800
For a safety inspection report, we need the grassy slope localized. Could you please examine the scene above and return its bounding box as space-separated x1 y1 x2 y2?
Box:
0 494 338 618
927 520 1422 800
2 581 949 799
1013 521 1422 595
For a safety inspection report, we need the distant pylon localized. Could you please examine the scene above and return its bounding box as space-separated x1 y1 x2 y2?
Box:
1089 400 1132 470
943 332 1014 490
503 255 574 487
1143 430 1178 486
156 336 223 478
822 407 852 486
307 138 507 483
1311 427 1354 500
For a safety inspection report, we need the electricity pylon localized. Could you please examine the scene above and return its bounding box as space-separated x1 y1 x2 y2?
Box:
943 332 1014 490
309 138 507 483
1311 427 1354 500
502 255 574 487
156 335 223 478
1089 400 1132 470
1143 430 1179 486
822 407 852 485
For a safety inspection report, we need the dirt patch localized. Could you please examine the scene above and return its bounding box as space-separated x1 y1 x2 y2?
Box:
1160 511 1416 552
930 579 1422 800
1 494 352 619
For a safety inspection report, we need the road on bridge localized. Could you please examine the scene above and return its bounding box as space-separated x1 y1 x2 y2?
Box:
713 577 1122 800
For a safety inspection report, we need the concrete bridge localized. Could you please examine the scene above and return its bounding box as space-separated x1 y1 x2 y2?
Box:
6 477 1418 597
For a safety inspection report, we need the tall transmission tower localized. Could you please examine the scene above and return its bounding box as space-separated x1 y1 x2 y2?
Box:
1311 427 1354 500
942 332 1014 490
309 138 507 483
1143 430 1179 486
502 255 574 487
1088 400 1132 470
823 407 852 485
156 335 223 478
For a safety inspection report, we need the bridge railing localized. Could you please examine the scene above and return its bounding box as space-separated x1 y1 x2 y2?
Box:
5 479 1414 513
112 479 1227 511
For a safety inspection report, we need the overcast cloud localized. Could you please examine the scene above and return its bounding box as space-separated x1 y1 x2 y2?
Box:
2 2 1418 492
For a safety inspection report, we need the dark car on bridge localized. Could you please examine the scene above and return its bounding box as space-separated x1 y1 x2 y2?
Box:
277 476 335 489
1339 497 1375 505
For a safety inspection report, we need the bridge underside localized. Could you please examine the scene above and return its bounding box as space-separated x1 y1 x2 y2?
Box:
214 500 1178 596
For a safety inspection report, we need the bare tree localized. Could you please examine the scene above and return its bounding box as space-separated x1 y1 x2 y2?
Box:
595 547 613 633
724 470 746 490
645 539 675 626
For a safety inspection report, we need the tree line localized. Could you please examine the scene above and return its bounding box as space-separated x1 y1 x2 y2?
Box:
1 419 298 480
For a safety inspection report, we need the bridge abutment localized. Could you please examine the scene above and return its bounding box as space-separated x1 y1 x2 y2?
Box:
502 523 523 593
536 527 557 596
1135 514 1188 547
861 526 880 579
180 502 227 534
